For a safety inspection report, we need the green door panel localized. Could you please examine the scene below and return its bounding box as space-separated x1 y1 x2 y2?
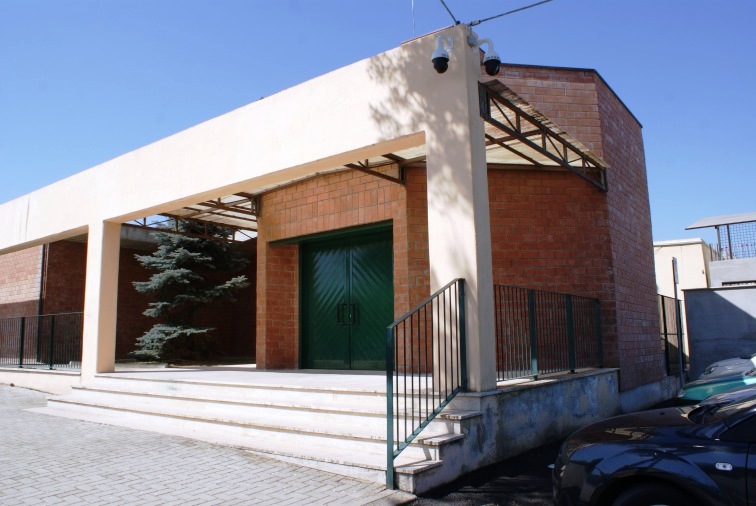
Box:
300 229 393 371
350 233 392 370
301 240 351 369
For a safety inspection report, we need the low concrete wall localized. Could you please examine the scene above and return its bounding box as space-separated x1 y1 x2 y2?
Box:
0 368 80 394
452 369 620 470
710 258 756 287
619 374 680 413
685 286 756 378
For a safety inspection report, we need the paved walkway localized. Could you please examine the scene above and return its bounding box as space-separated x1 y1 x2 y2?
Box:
0 385 414 505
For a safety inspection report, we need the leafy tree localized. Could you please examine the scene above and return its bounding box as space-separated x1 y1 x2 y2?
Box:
131 221 250 361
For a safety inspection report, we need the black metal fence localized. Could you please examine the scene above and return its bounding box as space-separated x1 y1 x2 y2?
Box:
659 295 687 376
494 285 602 381
386 278 466 489
0 313 83 370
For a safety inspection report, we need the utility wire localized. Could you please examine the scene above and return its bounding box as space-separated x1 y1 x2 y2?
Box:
470 0 554 26
438 0 460 25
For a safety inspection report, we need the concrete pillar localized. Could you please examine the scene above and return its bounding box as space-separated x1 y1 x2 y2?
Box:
424 26 497 392
80 221 121 384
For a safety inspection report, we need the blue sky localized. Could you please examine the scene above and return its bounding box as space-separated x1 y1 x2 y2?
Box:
1 1 754 244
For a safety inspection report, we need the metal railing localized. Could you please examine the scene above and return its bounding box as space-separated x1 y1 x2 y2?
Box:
0 313 83 370
716 221 756 260
659 295 687 377
494 285 602 381
386 278 466 489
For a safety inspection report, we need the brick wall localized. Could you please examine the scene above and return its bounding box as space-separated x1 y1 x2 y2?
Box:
0 246 44 319
41 241 87 315
256 165 428 369
595 77 663 390
39 238 255 361
492 64 663 390
489 170 613 296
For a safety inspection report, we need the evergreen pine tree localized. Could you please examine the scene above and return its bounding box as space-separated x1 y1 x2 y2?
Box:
131 221 250 361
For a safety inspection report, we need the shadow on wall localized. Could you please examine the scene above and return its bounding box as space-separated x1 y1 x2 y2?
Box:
367 28 480 290
685 286 756 378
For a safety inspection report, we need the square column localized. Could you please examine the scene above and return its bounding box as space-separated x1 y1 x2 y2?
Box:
80 221 121 384
424 26 497 392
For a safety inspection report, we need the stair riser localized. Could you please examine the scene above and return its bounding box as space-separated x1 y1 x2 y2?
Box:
44 400 441 462
65 389 391 436
90 377 391 410
69 387 464 440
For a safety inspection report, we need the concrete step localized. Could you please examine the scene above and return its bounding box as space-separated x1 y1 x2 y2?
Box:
34 374 482 493
62 386 474 440
31 399 465 485
91 375 392 411
41 395 469 462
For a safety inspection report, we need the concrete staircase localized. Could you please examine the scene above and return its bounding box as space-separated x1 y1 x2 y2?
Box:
30 374 481 493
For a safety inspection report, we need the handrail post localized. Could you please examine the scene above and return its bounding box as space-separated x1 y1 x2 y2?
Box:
527 290 538 379
595 299 603 368
18 317 25 368
566 295 576 373
458 279 467 389
660 297 670 374
386 326 395 490
48 314 56 370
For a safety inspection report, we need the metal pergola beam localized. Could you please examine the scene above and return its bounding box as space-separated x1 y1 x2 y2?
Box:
123 219 254 243
479 82 608 191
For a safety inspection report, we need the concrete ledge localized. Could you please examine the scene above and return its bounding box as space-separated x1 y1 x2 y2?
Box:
0 368 80 394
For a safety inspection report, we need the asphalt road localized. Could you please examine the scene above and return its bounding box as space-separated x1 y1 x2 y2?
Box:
411 440 560 506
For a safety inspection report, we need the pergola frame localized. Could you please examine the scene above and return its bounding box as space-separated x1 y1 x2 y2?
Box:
479 81 608 191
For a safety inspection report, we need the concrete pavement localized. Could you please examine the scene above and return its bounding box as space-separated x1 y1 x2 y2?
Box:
0 385 414 505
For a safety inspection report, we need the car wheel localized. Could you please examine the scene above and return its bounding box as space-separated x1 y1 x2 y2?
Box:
612 482 696 506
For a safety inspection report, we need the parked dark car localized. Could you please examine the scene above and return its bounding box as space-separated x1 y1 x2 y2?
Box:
552 390 756 505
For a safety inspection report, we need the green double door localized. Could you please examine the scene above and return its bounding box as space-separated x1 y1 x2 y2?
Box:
301 230 393 370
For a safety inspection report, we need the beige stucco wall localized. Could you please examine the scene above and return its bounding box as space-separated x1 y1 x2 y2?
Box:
654 238 713 349
654 239 712 298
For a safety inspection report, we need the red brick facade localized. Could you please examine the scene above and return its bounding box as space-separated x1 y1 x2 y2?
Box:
0 246 43 319
40 242 86 315
494 64 662 390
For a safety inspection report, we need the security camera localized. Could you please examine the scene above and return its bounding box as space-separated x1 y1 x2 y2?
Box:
431 35 453 74
432 52 449 74
476 38 501 76
483 52 501 76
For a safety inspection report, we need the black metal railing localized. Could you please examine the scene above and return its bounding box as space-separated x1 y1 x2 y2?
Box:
386 278 466 489
0 313 83 370
659 295 687 377
494 285 602 381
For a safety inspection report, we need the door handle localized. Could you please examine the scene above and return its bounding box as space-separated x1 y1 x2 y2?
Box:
337 303 348 326
349 303 356 325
